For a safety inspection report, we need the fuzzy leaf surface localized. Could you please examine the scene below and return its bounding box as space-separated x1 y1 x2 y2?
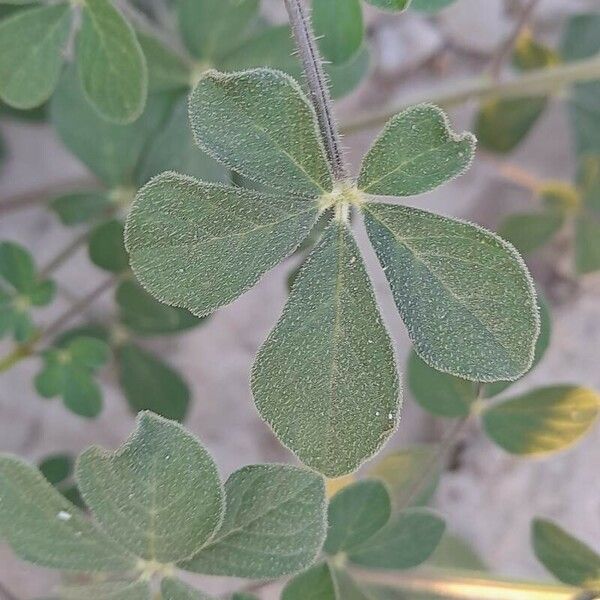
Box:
126 172 318 317
358 105 475 197
76 412 224 563
182 464 326 578
189 68 332 196
364 202 539 382
252 222 399 476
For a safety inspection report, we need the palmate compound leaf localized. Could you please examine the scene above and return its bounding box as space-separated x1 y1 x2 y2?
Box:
181 464 326 578
532 519 600 588
252 221 400 477
188 68 333 196
0 455 133 571
76 0 147 123
364 202 540 382
125 172 320 317
357 105 475 197
0 3 71 109
482 385 600 455
75 411 224 563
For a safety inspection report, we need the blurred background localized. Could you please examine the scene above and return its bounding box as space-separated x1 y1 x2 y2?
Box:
1 0 599 597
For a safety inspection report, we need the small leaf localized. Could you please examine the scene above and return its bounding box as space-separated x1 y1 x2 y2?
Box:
39 454 72 485
76 0 147 123
532 518 600 588
182 465 326 578
575 215 600 275
312 0 363 65
252 222 399 477
358 105 475 197
136 96 228 186
327 45 370 100
498 211 564 255
368 445 441 507
88 219 129 273
282 562 336 600
63 369 103 418
363 0 410 11
410 0 456 12
0 240 36 290
364 202 539 382
51 191 111 226
348 508 445 569
161 578 213 600
177 0 259 62
76 411 224 563
189 68 332 196
116 343 190 421
482 385 600 455
324 480 391 556
116 280 202 336
51 66 172 186
0 4 71 108
126 172 319 317
0 455 133 571
58 580 150 600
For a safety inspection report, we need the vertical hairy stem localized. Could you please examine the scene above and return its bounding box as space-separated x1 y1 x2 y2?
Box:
284 0 348 181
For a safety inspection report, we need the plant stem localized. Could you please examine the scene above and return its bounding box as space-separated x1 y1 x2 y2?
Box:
39 229 92 278
283 0 348 181
342 54 600 134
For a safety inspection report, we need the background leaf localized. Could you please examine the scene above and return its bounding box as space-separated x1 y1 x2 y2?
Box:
282 562 336 600
312 0 363 65
88 219 129 273
410 0 456 12
161 578 213 600
363 0 410 11
498 211 564 255
51 191 111 226
252 222 399 477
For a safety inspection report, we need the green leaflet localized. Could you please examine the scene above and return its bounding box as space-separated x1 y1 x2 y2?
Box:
348 508 445 569
51 67 173 187
182 465 326 578
125 172 319 317
136 96 228 186
0 3 71 109
0 455 133 571
161 578 213 600
367 445 441 507
116 343 190 421
363 0 410 11
312 0 363 65
358 105 475 196
498 211 564 255
575 215 600 275
51 191 111 226
76 0 147 123
364 202 539 382
189 68 332 196
116 280 202 336
282 562 337 600
252 222 399 477
88 219 129 273
76 412 224 563
40 454 72 485
177 0 260 63
410 0 456 11
58 580 150 600
532 519 600 588
482 385 600 455
324 480 391 555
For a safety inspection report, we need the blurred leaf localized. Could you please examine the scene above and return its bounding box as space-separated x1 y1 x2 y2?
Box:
34 336 109 418
324 480 391 555
0 99 47 121
182 465 326 578
0 455 133 571
56 324 109 346
427 533 487 571
575 215 600 275
410 0 456 12
161 578 213 600
58 580 150 600
39 454 72 485
498 211 564 255
136 95 228 186
51 191 111 226
363 0 410 11
252 222 399 477
88 219 129 273
116 342 190 421
137 31 190 94
540 181 581 214
51 66 173 186
482 385 600 455
116 280 202 336
578 155 600 214
126 173 318 317
312 0 363 65
364 202 539 382
358 105 475 197
189 68 332 196
177 0 259 62
0 4 71 108
532 519 600 588
76 0 147 123
327 45 370 99
282 562 336 600
368 445 441 508
76 411 224 563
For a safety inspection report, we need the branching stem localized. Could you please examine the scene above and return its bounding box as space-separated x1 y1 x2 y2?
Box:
284 0 348 181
